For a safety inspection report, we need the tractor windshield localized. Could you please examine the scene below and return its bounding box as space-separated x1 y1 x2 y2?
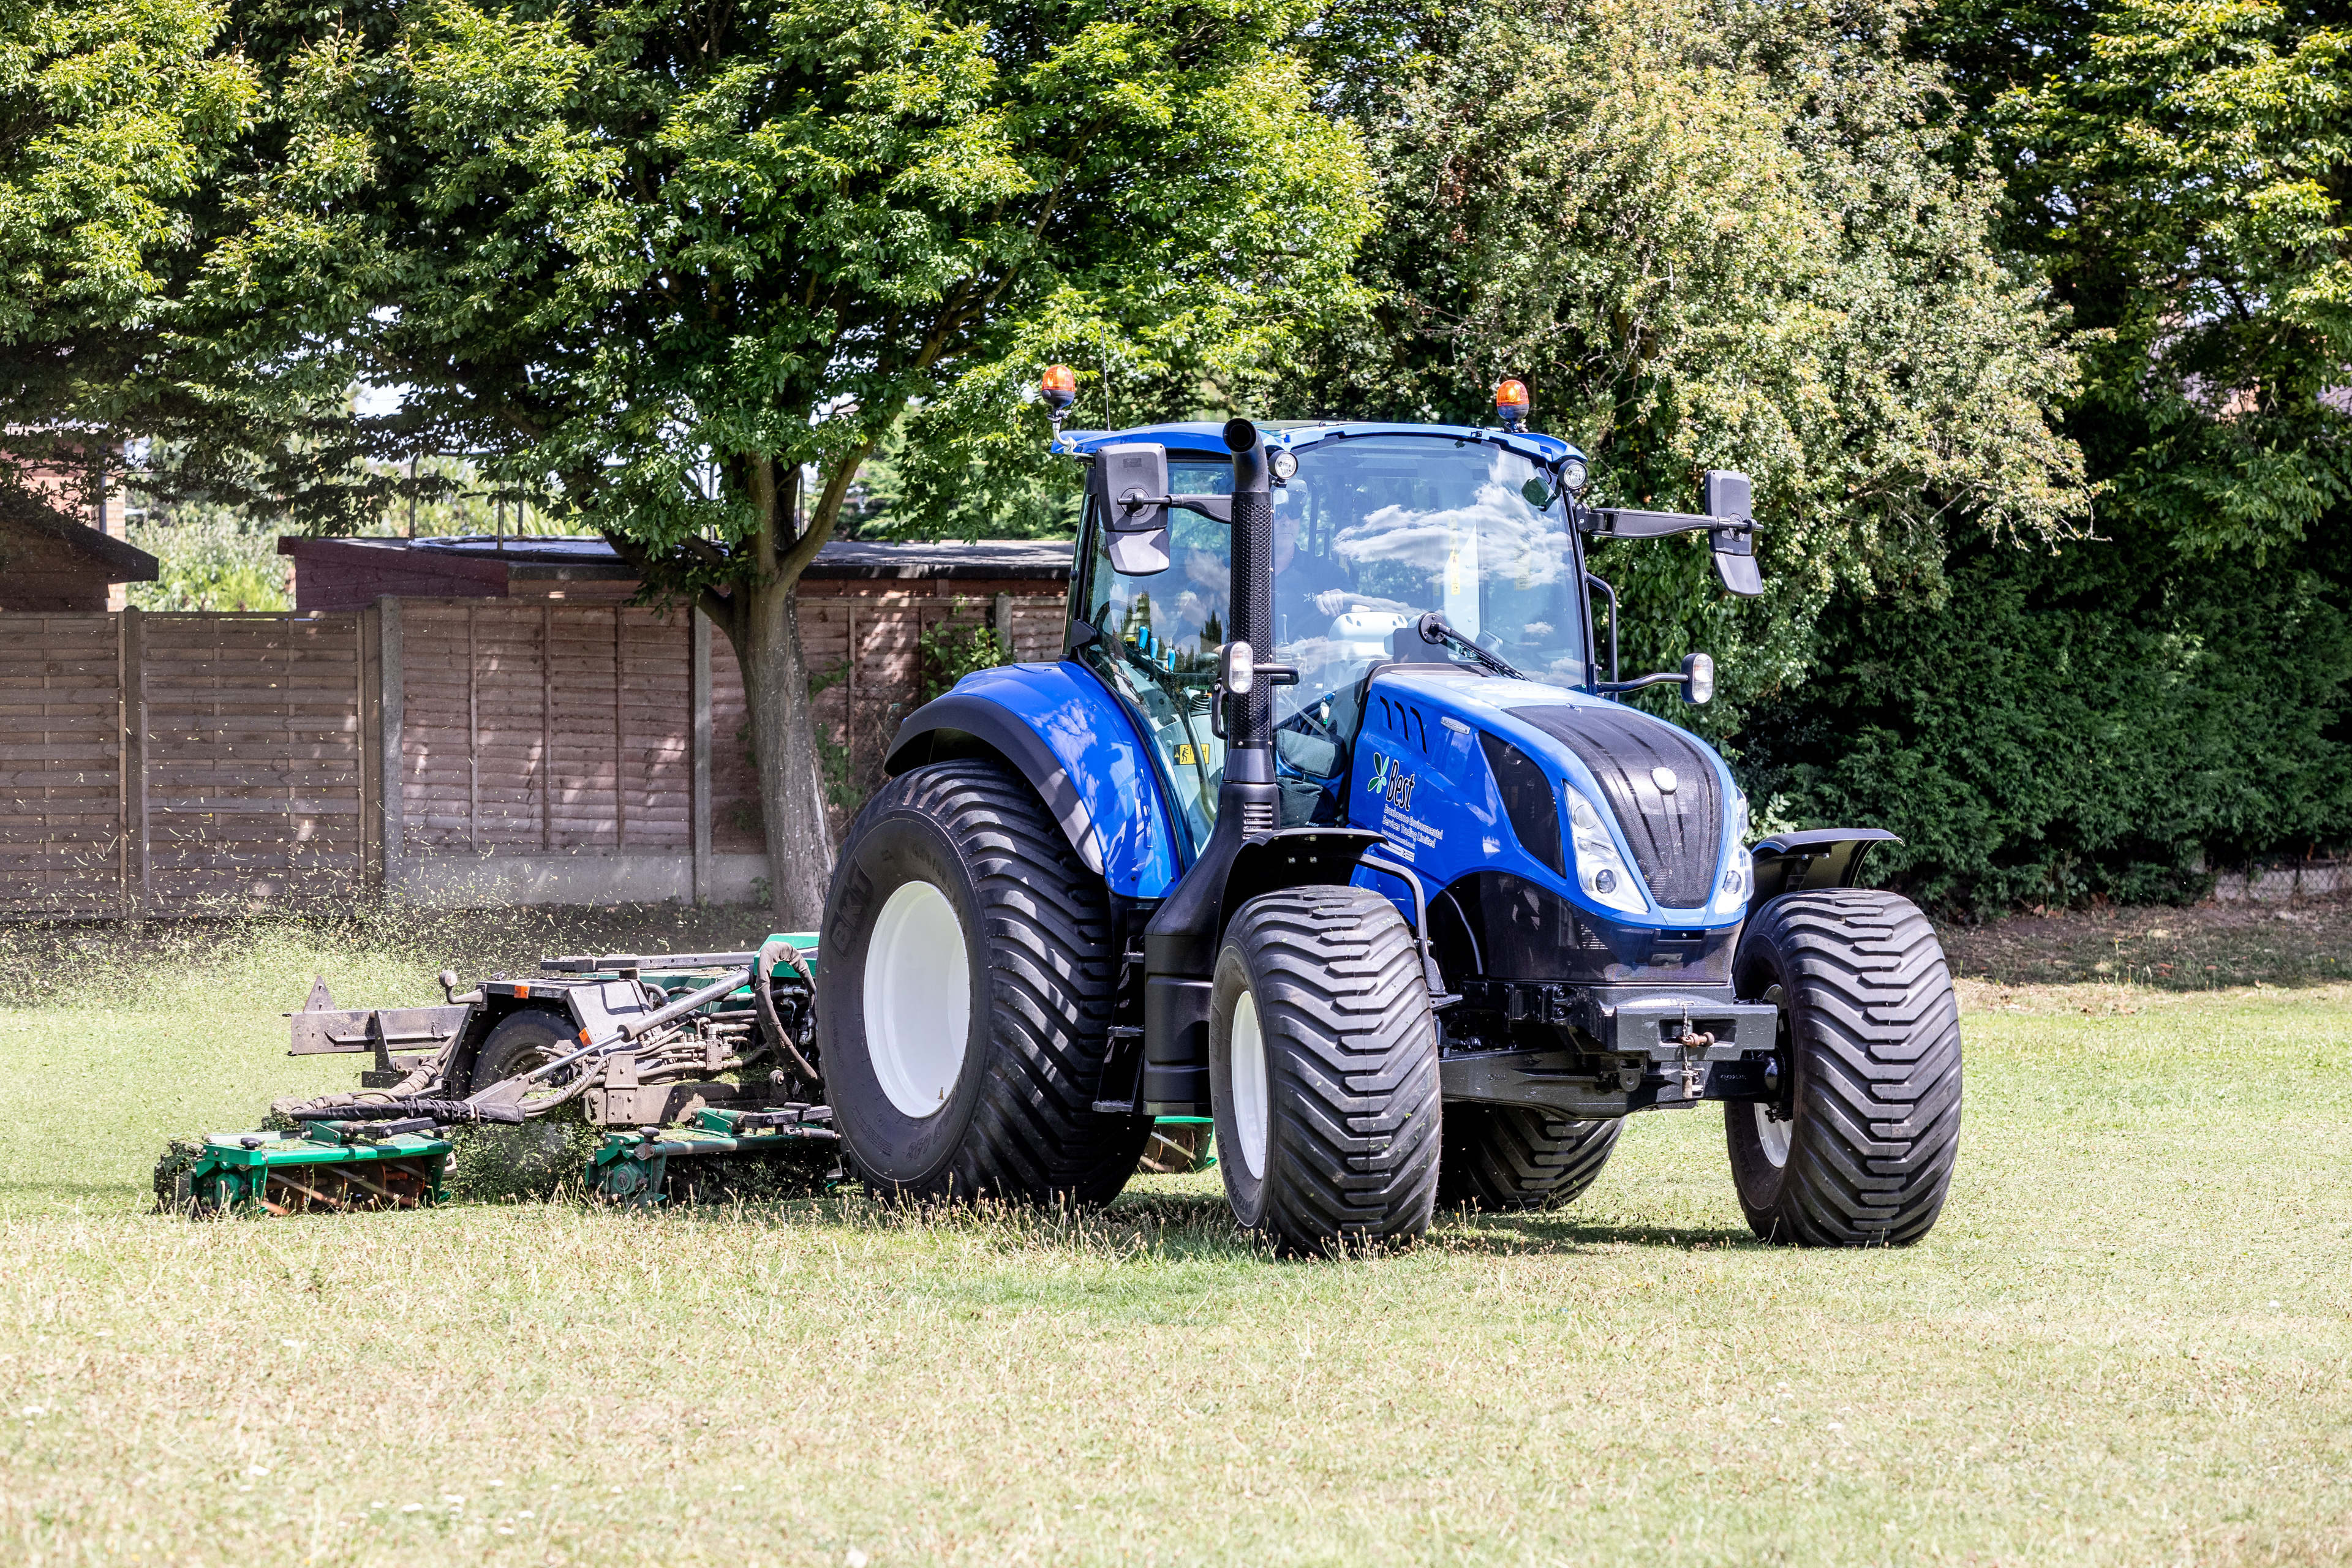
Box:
1075 434 1584 854
1275 434 1584 690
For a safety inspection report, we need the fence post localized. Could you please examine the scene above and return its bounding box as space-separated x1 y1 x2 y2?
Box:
691 608 712 905
376 595 404 884
540 604 556 850
120 606 149 918
992 592 1014 656
613 607 627 851
360 603 382 895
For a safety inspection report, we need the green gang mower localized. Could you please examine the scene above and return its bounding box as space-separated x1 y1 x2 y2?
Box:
159 936 839 1214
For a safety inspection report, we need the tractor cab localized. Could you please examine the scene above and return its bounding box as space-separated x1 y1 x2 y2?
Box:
1061 421 1591 852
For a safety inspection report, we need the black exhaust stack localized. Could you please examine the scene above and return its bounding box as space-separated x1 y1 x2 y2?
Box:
1134 418 1279 1110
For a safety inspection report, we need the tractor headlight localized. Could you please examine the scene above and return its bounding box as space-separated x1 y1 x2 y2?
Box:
1559 458 1589 492
1565 788 1648 914
1729 788 1750 843
1711 841 1754 916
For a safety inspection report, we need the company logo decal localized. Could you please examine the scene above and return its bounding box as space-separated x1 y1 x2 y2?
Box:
1366 750 1417 810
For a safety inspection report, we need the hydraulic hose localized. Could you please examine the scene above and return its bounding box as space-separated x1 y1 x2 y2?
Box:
753 937 823 1084
290 1098 524 1126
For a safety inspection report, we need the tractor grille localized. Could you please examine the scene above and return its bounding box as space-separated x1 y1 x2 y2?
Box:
1508 704 1723 909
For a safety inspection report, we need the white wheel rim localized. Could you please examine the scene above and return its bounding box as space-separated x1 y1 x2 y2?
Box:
862 880 971 1119
1754 1102 1792 1169
1231 990 1270 1180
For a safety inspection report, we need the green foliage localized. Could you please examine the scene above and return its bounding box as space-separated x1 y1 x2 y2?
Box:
0 0 258 504
123 500 288 611
1306 0 2089 736
207 0 1374 565
1762 0 2352 911
1738 527 2352 915
1958 0 2350 560
846 417 1082 541
918 613 1010 703
0 0 252 347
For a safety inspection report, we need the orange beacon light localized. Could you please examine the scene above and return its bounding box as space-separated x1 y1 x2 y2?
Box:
1494 379 1530 433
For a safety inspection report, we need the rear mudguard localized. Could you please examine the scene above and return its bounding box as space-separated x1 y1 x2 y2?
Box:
882 662 1184 899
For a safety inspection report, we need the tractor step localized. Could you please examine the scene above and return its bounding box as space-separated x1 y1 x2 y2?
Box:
586 1105 839 1206
158 1125 453 1217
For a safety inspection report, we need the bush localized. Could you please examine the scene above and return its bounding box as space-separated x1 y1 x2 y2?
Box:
1736 525 2352 916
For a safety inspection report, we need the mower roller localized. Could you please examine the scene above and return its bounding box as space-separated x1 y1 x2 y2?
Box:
587 1106 840 1206
156 1124 452 1216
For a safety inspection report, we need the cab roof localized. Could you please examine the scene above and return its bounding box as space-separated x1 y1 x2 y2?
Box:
1053 420 1583 469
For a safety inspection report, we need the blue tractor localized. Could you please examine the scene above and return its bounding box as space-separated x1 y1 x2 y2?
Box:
816 379 1961 1253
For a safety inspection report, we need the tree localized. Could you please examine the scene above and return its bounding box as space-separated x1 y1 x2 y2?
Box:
1732 0 2352 910
1981 0 2350 559
202 0 1371 919
0 0 255 507
1303 0 2089 735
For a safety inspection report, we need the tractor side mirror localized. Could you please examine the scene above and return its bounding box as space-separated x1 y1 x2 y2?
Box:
1681 651 1714 705
1092 443 1172 575
1703 469 1762 597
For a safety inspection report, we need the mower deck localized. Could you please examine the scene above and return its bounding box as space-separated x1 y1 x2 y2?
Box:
162 1125 453 1216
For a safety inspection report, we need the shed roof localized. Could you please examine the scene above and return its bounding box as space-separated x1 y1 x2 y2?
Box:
0 487 159 611
0 487 159 581
278 534 1074 581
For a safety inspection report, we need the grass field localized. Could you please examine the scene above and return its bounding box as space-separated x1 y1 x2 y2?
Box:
1 908 2348 1566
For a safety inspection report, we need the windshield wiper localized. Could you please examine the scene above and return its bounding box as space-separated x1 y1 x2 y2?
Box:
1413 612 1532 682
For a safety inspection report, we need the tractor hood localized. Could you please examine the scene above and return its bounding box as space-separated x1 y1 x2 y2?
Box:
1500 696 1726 909
1343 668 1751 985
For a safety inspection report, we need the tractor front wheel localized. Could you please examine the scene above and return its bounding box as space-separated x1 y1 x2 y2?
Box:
1727 889 1963 1246
1209 887 1441 1254
818 760 1149 1207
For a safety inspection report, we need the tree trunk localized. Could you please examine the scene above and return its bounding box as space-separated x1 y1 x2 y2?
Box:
733 571 835 926
692 448 873 929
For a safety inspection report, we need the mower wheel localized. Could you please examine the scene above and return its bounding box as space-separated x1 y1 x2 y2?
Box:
1210 886 1441 1254
1727 888 1962 1246
818 759 1150 1207
469 1008 581 1095
1438 1108 1622 1213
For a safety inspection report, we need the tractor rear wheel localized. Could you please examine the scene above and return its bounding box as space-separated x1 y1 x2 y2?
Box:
1208 886 1441 1254
1727 889 1963 1246
818 760 1150 1207
1438 1108 1623 1213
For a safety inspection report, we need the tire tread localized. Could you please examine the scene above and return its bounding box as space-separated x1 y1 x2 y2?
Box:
1229 887 1441 1250
842 761 1146 1206
1730 888 1962 1246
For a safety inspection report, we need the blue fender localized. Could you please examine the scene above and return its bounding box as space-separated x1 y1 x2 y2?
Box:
882 662 1185 900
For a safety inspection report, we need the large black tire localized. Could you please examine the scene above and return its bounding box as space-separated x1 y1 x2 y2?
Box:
818 760 1150 1206
1208 886 1441 1254
1726 889 1962 1246
1438 1108 1623 1213
469 1009 579 1094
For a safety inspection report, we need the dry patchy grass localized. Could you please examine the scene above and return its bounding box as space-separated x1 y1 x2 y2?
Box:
1938 895 2352 991
0 913 2346 1566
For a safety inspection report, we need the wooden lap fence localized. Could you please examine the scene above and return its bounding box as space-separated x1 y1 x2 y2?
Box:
0 592 1065 916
